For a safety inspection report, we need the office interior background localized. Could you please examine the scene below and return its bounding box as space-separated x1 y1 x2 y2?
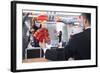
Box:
0 0 99 73
22 10 85 62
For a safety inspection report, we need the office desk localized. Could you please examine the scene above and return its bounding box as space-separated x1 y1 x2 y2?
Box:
22 58 49 63
25 47 43 59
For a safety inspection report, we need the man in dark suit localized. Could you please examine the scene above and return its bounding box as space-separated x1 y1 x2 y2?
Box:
65 13 91 60
45 13 91 61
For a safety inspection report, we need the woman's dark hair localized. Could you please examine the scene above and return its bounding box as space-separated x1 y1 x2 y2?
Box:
82 13 91 24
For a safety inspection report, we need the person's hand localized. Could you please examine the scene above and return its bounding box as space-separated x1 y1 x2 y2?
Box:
55 16 61 22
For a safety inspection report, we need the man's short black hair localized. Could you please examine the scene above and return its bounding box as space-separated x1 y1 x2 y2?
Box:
82 13 91 24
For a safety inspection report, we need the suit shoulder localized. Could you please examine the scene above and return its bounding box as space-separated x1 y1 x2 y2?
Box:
71 32 83 39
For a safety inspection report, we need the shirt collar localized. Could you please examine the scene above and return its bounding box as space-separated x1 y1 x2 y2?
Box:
85 26 91 30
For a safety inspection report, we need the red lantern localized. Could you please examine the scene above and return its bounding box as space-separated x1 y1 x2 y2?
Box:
37 15 48 22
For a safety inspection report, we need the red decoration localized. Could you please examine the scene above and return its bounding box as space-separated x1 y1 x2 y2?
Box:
34 28 50 43
37 15 48 21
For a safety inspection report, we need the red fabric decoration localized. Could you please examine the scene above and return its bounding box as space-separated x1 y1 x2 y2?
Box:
34 28 50 43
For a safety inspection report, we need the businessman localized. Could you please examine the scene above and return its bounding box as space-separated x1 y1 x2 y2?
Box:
45 13 91 61
64 13 91 60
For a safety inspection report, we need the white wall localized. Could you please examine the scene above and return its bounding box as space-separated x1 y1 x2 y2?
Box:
0 0 99 73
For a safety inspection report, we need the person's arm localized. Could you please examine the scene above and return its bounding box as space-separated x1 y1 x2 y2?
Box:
64 39 74 60
56 17 77 24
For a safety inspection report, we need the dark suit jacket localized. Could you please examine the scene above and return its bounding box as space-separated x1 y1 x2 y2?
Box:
65 28 91 60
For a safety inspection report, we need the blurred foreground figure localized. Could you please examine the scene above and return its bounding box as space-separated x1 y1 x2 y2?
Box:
64 13 91 60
